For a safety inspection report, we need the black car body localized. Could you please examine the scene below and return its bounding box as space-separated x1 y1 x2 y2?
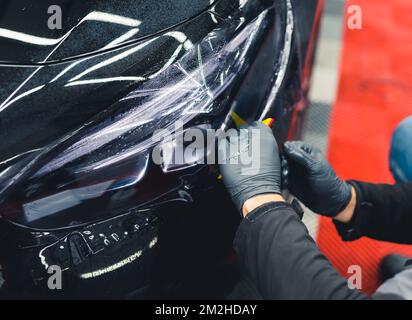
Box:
0 0 323 298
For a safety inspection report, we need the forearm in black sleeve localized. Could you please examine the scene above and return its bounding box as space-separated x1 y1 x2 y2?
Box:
334 181 412 244
234 202 368 300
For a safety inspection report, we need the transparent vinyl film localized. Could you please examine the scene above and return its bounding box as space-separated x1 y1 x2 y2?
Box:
0 5 281 230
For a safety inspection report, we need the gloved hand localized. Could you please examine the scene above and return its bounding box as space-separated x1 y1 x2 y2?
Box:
219 121 282 213
283 141 352 217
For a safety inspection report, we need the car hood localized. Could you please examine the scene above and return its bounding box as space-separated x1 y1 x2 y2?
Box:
0 0 216 64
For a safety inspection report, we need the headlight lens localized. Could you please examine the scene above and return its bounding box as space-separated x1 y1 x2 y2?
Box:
0 3 282 230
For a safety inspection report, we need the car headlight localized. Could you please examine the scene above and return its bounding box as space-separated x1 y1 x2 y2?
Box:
0 1 292 230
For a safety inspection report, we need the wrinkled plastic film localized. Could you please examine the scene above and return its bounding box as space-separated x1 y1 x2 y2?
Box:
259 0 294 121
0 7 274 229
35 9 270 177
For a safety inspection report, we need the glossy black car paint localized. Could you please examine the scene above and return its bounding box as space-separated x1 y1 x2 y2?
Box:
0 0 323 298
0 0 218 64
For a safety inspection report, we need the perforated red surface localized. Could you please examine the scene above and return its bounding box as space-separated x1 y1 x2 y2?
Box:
317 0 412 295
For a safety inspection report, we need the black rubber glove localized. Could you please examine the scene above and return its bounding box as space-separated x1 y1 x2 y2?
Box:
219 121 282 213
283 141 351 217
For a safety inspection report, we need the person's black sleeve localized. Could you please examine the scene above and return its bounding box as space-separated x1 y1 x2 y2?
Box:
334 181 412 244
233 202 369 300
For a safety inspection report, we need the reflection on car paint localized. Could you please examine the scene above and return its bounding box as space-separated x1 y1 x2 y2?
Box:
0 5 273 230
0 0 323 298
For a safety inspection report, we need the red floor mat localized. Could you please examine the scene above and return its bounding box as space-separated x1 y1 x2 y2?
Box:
317 0 412 295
